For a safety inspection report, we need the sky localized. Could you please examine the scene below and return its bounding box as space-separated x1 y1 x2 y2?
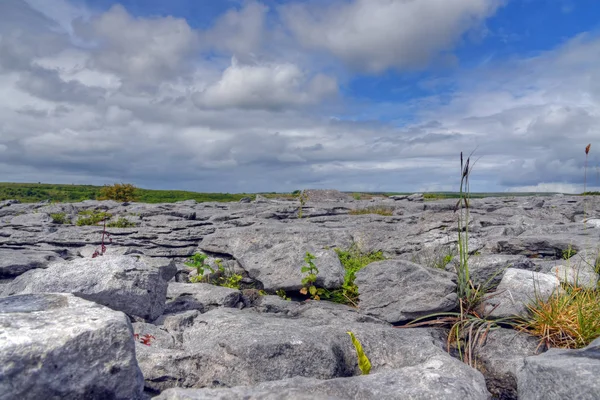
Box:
1 0 599 194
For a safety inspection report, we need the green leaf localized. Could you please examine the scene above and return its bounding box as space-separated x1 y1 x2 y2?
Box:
301 266 310 273
309 285 317 296
347 331 371 375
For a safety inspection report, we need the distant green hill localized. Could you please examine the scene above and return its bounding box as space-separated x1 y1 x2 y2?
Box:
0 183 255 203
0 182 569 204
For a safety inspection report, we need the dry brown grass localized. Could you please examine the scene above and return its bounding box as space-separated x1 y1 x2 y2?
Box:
348 206 394 216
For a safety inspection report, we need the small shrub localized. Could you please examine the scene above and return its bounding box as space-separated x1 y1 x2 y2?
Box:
50 212 70 224
98 183 138 202
107 217 137 228
76 210 112 226
352 193 362 200
349 206 393 216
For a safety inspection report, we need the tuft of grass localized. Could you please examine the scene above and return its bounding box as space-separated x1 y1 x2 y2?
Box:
330 245 385 306
515 284 600 350
50 212 70 224
107 217 137 228
412 244 457 270
349 206 394 216
76 210 112 226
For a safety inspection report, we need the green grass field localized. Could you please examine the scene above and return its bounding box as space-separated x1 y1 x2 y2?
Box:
0 182 568 204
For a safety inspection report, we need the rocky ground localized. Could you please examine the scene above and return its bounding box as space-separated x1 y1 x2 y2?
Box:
1 191 599 399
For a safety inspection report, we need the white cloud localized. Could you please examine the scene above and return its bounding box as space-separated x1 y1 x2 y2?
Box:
73 4 198 84
281 0 501 73
194 58 337 110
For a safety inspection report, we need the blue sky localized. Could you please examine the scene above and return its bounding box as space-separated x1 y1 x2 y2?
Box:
1 0 600 193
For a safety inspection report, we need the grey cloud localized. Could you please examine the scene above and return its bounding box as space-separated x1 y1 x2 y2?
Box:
16 67 106 104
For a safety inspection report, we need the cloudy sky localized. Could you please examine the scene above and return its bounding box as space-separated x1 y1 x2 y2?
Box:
1 0 599 193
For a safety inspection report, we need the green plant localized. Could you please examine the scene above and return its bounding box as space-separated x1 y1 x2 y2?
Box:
348 206 393 216
276 289 291 301
214 259 243 289
453 151 480 311
347 332 371 375
107 217 137 228
300 252 328 300
76 210 112 226
296 190 309 219
50 212 70 224
185 254 243 288
515 283 600 350
330 246 385 306
562 245 577 260
185 253 213 283
98 183 139 202
352 192 362 200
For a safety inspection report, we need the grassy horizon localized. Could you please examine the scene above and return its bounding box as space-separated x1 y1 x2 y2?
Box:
0 181 569 204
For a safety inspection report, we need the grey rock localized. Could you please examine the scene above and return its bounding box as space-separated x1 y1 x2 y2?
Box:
445 254 537 291
154 364 490 400
482 268 561 318
550 262 598 289
355 259 458 323
0 248 61 278
477 328 543 400
200 224 351 291
165 282 241 314
517 337 600 400
0 293 144 400
3 255 173 320
136 307 470 392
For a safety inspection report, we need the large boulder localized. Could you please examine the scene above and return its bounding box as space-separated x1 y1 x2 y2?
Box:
0 293 145 400
2 255 176 320
355 260 458 323
135 307 483 393
199 224 352 291
517 337 600 400
482 268 561 318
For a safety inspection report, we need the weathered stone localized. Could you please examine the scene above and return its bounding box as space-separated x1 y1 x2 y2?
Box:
482 268 561 318
165 282 241 314
517 337 600 400
355 259 458 323
137 307 471 392
154 365 490 400
0 293 144 400
0 248 61 278
476 328 543 399
200 224 351 291
550 262 599 289
3 255 174 320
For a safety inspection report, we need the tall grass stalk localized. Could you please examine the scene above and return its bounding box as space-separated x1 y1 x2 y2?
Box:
454 151 476 307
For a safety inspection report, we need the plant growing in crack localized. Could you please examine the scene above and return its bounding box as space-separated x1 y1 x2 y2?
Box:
91 216 112 258
300 252 328 300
